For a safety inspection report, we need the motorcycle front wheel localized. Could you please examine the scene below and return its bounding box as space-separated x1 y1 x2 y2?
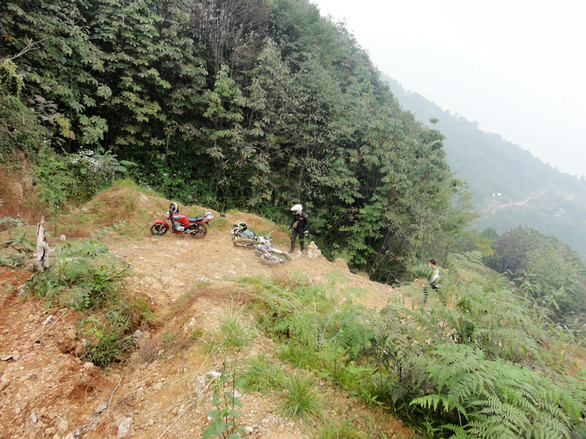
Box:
260 252 290 265
233 238 254 248
150 223 168 236
191 225 207 238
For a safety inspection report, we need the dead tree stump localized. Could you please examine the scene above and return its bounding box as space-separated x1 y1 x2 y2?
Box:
35 216 50 271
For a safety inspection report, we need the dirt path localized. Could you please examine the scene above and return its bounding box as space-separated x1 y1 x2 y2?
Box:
109 215 401 313
481 190 547 215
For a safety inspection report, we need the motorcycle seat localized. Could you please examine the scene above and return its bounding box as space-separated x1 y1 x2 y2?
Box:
187 216 206 222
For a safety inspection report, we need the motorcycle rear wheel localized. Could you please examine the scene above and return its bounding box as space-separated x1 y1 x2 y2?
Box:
233 238 254 248
191 225 207 238
150 223 168 236
260 252 290 265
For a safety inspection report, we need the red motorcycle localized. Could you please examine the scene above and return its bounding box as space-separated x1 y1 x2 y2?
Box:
150 203 213 238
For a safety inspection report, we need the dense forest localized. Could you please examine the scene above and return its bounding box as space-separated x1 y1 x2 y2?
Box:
0 0 474 283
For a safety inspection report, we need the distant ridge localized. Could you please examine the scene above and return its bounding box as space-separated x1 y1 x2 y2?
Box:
384 76 586 259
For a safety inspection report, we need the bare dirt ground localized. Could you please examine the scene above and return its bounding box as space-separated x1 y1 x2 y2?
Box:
0 188 416 439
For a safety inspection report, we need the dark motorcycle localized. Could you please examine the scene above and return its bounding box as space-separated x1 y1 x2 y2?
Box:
231 222 289 265
230 222 259 247
151 204 213 238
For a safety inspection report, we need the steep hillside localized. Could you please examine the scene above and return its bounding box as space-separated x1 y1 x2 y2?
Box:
0 186 415 439
385 77 586 258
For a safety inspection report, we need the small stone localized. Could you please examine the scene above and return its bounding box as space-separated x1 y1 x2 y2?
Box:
42 315 54 328
83 362 95 370
57 419 69 435
117 416 132 438
94 402 108 415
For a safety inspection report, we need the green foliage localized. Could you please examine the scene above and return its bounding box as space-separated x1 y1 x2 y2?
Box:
366 252 586 437
32 146 130 208
27 239 130 311
203 364 245 439
1 0 106 143
0 88 50 165
162 332 177 345
488 226 586 327
0 228 35 267
0 59 24 96
410 343 585 439
25 238 149 367
244 275 380 406
78 310 135 368
241 258 584 437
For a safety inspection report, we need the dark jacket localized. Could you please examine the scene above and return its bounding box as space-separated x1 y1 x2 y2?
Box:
290 212 310 232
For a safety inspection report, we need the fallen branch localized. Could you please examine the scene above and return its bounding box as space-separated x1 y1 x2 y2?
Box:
33 311 67 344
108 373 125 418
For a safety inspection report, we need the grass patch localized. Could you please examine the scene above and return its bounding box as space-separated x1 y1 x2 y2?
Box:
278 373 323 422
162 331 177 344
205 303 257 353
319 420 367 439
240 354 286 393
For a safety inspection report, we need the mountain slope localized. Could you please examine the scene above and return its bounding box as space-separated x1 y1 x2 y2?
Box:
0 185 413 439
385 77 586 258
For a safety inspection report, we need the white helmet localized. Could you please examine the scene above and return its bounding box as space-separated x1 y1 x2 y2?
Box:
290 204 302 212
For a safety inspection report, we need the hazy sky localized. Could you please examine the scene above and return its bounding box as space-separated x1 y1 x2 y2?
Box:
310 0 586 179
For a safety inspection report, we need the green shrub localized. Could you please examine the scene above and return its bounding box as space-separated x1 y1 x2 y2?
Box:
27 239 128 311
410 343 585 439
78 310 134 368
0 88 48 166
33 146 131 209
0 228 35 267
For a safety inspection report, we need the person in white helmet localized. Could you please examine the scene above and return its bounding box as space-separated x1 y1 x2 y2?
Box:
287 204 310 253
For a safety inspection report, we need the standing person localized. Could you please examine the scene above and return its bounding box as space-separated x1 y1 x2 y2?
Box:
287 204 309 253
423 259 442 304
